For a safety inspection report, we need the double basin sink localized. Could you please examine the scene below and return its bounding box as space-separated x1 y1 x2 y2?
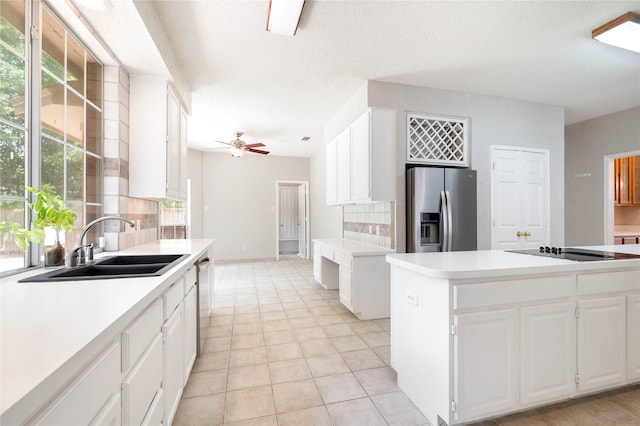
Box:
19 254 189 283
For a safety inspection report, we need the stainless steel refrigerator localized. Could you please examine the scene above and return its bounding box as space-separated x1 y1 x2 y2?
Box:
406 167 477 253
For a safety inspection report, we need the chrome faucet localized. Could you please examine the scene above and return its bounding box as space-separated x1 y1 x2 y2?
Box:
66 216 135 267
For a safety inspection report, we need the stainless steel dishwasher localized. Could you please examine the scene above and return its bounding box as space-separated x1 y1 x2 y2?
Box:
195 254 212 356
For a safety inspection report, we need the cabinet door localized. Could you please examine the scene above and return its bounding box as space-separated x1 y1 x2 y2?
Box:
617 157 632 205
179 108 189 200
326 140 337 205
632 156 640 205
577 296 626 393
453 309 517 423
122 334 162 426
628 294 640 380
338 266 353 311
336 127 351 203
166 89 181 199
163 303 184 425
313 243 322 283
184 285 198 382
350 110 371 201
520 302 576 406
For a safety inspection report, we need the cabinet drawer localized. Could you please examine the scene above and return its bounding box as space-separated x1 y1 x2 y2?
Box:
577 270 640 296
122 298 162 372
122 333 163 426
141 388 164 426
453 276 574 310
320 245 334 261
32 342 121 425
163 278 185 319
184 266 197 292
334 250 352 268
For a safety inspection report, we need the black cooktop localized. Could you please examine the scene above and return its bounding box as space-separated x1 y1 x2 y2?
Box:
507 247 640 262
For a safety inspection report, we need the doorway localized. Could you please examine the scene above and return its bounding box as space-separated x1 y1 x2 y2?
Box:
604 150 640 245
276 181 309 260
490 146 550 249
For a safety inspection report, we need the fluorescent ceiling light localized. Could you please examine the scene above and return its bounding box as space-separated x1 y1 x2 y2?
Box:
592 12 640 53
267 0 305 36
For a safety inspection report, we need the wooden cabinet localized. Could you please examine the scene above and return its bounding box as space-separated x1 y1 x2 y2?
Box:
614 156 640 205
520 302 576 406
130 75 188 200
453 309 518 422
325 108 395 205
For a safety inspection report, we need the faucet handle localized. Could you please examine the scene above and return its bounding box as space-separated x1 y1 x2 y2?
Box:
84 244 94 264
66 248 81 268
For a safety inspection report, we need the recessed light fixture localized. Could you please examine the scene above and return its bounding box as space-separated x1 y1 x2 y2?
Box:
266 0 305 36
592 11 640 53
74 0 112 10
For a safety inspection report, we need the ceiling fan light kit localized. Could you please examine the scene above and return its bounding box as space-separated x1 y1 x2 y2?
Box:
266 0 305 36
592 11 640 53
214 132 270 157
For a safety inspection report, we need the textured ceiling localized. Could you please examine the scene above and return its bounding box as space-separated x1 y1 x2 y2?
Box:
65 0 640 157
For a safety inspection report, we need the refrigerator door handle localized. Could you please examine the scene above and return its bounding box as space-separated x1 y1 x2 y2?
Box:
440 190 448 252
445 190 453 252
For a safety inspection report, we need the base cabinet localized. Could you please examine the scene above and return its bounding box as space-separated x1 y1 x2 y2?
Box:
163 303 184 425
453 309 518 422
520 302 576 406
183 285 197 382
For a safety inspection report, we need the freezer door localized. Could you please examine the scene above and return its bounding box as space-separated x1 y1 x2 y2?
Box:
407 167 444 252
445 168 477 251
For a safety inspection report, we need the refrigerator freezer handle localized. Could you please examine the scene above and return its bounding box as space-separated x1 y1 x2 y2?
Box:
445 191 453 252
440 191 448 252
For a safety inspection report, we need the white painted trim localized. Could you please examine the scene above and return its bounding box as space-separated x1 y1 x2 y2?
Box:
603 149 640 245
275 180 311 260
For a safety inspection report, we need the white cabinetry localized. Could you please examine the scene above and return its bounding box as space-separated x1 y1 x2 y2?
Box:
162 276 186 426
628 294 640 380
121 334 162 426
130 75 188 200
520 302 576 406
183 283 198 382
325 108 395 205
453 309 517 422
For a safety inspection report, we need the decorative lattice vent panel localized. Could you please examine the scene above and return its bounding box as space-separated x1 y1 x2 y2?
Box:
407 113 469 166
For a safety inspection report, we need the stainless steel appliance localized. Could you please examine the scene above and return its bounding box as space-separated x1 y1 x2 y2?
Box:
195 254 212 356
508 246 640 261
407 167 477 253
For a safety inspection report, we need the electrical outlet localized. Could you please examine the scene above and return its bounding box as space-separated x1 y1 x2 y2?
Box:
376 225 380 235
369 224 373 234
406 291 418 306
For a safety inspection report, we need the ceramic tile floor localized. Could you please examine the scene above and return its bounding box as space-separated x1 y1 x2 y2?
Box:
174 257 640 426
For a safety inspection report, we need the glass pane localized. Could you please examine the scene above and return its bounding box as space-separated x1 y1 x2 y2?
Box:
86 104 101 154
41 69 64 140
41 136 64 194
0 44 26 125
65 202 83 248
41 8 64 81
85 204 102 246
0 198 26 272
86 54 102 106
0 123 25 196
66 145 83 201
86 154 101 203
66 89 84 147
67 35 84 94
1 0 25 55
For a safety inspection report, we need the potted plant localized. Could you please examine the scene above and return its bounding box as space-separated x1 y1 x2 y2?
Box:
0 184 77 267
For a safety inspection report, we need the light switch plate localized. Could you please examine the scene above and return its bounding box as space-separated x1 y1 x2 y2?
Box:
406 291 418 306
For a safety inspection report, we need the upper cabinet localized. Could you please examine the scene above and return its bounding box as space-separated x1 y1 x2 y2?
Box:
130 76 188 200
325 108 395 205
614 156 640 206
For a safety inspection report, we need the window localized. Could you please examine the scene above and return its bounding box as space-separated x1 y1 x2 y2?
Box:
0 1 103 274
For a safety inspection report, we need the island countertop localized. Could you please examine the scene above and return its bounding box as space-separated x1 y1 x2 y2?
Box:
313 238 395 256
385 245 640 280
0 239 213 422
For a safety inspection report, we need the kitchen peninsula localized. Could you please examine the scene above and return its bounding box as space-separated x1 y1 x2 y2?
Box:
0 239 213 425
386 246 640 425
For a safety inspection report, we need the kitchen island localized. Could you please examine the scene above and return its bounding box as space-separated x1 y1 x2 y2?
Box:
0 239 213 425
386 245 640 425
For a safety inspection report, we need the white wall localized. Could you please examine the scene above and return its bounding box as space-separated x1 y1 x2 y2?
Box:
565 107 640 245
314 80 565 251
202 152 309 260
309 144 343 249
187 149 203 238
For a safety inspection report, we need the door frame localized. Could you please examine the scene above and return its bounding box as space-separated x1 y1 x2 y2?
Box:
604 149 640 244
275 180 310 261
490 145 550 249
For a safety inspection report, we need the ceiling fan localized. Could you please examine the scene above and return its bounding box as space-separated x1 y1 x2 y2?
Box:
213 132 270 157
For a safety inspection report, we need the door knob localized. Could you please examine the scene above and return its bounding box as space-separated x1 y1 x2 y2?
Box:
524 231 531 237
516 231 524 237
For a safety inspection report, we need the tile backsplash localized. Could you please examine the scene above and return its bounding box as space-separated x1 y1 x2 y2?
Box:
343 202 395 249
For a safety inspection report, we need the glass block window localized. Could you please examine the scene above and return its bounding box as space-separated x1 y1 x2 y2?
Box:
407 113 469 166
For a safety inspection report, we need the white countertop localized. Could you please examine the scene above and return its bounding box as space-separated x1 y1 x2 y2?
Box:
0 239 213 422
313 238 395 256
386 245 640 280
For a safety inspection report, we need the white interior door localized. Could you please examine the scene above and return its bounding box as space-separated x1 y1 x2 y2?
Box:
491 147 549 249
297 184 307 258
279 187 298 240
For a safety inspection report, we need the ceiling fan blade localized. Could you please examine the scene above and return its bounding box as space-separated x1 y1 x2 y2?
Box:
247 148 270 155
245 143 266 148
214 140 231 146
